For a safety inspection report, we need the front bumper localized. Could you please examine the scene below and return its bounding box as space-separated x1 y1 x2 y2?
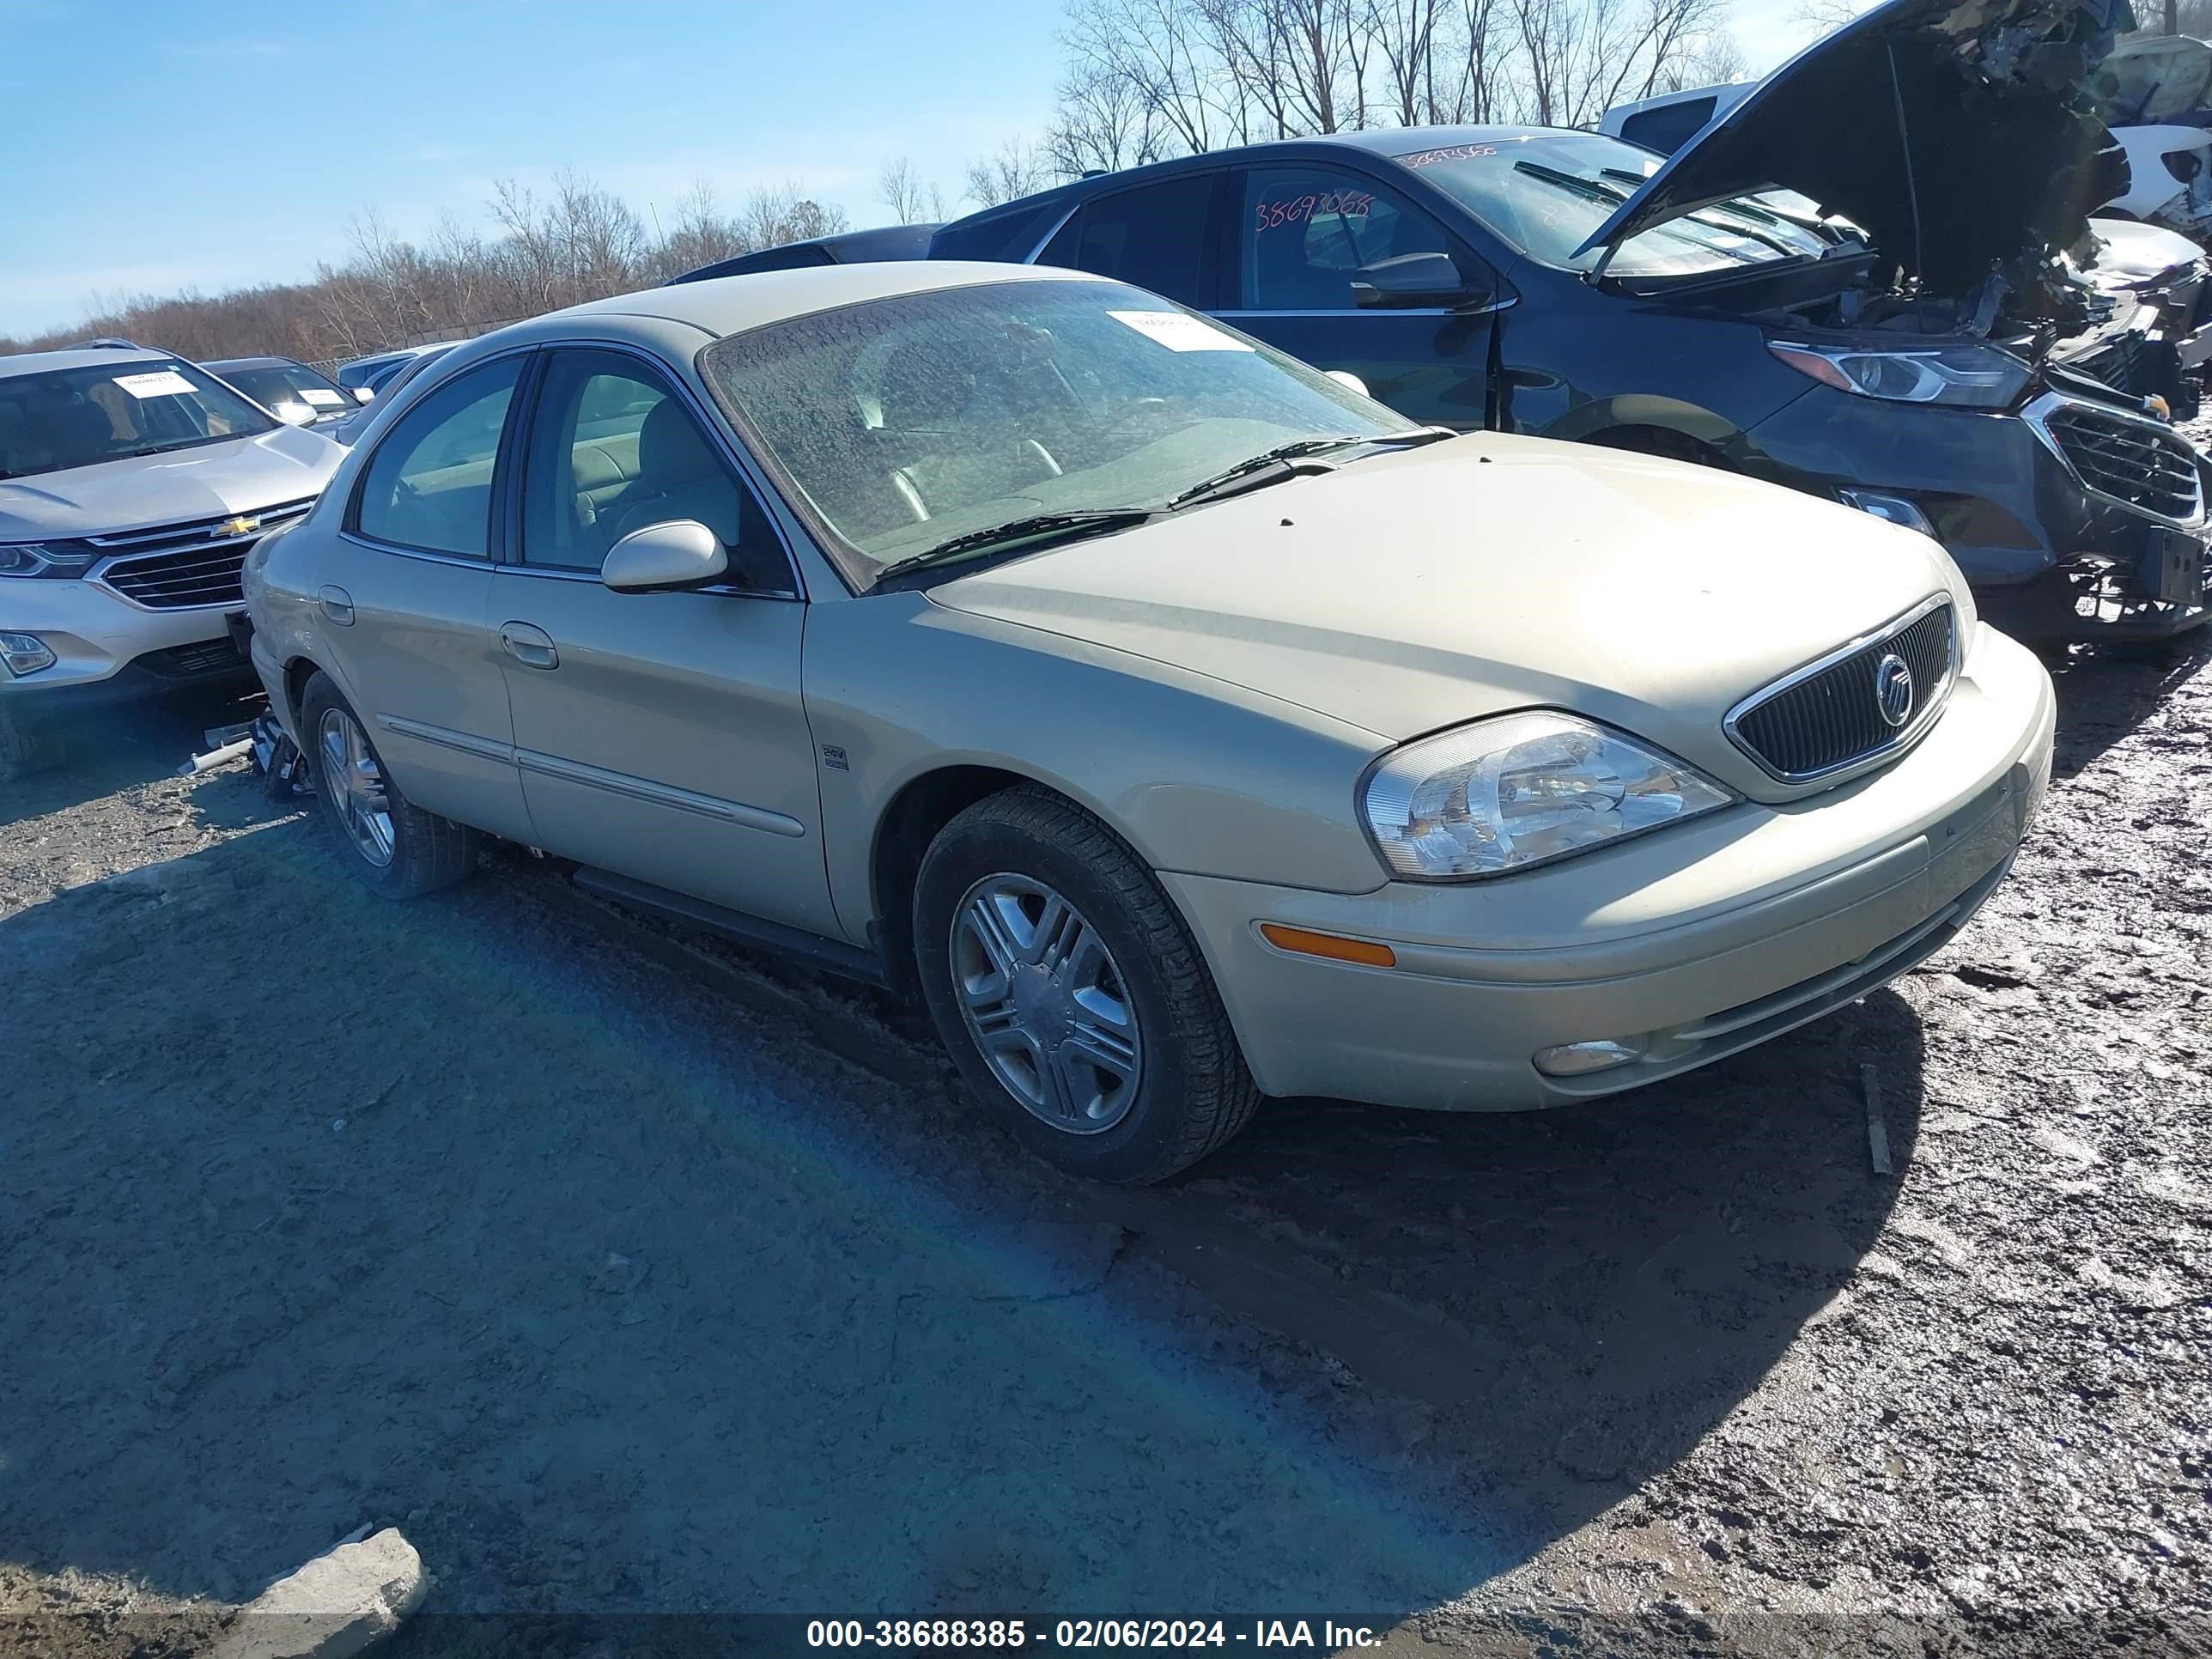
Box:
1746 386 2210 643
1165 626 2054 1111
0 575 248 716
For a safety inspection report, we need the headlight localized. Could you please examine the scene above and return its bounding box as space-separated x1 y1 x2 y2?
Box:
1360 712 1735 880
1769 341 2030 409
0 541 96 578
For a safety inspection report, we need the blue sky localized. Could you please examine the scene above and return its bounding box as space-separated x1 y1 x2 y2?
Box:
0 0 1820 339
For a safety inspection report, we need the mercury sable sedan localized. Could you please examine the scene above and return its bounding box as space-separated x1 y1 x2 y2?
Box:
245 263 2055 1183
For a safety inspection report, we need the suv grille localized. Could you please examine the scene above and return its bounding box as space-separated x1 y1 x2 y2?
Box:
2042 404 2203 523
1728 599 1956 783
89 497 316 611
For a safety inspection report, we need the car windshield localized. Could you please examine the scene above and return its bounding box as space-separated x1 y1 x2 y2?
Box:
216 362 352 420
0 358 276 481
700 278 1417 576
1396 131 1832 278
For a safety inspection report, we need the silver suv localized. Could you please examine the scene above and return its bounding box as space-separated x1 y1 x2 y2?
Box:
0 346 343 778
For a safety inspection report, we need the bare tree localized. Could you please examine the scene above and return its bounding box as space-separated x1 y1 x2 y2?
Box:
648 179 752 281
1045 59 1181 173
734 182 850 248
1662 27 1745 90
1061 0 1237 154
963 138 1055 207
1792 0 1869 33
878 157 949 223
1046 0 1739 157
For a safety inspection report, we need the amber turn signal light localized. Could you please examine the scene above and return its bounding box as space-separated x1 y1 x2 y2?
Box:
1258 923 1396 968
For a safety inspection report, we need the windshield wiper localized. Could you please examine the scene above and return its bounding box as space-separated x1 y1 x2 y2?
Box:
872 508 1157 582
1512 160 1628 205
1166 428 1454 511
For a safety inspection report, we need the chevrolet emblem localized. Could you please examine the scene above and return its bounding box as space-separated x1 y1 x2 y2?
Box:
215 514 261 539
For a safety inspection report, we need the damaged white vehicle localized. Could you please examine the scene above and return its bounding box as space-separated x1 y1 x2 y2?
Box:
2092 33 2212 233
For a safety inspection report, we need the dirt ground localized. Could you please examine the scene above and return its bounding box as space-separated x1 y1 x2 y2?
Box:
2 618 2207 1657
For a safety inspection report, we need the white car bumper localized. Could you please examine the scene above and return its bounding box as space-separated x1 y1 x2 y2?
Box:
0 575 246 714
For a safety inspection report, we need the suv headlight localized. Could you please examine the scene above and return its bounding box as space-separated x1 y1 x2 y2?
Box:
1361 712 1735 880
1769 341 2030 409
0 541 96 578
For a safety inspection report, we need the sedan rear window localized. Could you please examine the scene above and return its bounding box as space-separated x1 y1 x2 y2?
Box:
0 360 276 481
700 278 1413 575
1397 131 1832 278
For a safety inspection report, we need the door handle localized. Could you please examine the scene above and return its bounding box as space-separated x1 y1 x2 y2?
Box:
499 621 559 670
318 585 355 626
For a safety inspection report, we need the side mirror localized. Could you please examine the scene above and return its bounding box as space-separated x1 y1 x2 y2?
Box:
273 401 318 426
601 519 728 593
353 386 377 404
1325 369 1370 398
1351 251 1478 309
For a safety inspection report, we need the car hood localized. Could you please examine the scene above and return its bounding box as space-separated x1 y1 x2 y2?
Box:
0 422 341 541
927 436 1967 803
1574 0 2135 294
2087 214 2208 283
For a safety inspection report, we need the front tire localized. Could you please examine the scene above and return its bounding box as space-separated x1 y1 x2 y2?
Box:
300 672 477 898
913 787 1261 1184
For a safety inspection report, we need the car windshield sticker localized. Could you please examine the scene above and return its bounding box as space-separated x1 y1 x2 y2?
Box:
1255 191 1373 231
1107 311 1255 352
1404 143 1499 167
300 387 344 406
112 369 198 399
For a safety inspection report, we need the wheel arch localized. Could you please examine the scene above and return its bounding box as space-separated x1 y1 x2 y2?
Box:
866 762 1071 991
281 654 324 732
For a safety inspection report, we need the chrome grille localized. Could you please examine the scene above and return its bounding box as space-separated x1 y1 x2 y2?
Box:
1727 598 1957 784
2040 403 2203 523
88 498 315 611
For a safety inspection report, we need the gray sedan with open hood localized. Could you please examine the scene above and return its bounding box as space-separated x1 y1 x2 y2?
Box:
244 263 2055 1182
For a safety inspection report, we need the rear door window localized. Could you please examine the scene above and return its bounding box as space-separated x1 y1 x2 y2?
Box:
354 356 523 557
1036 173 1218 307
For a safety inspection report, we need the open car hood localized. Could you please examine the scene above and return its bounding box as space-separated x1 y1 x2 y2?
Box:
1575 0 2136 294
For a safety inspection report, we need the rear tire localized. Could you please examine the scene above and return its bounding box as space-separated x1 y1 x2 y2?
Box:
913 786 1261 1184
300 672 477 898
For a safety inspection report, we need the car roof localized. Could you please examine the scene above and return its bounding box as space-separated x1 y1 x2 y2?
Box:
669 222 945 286
933 125 1588 230
0 345 174 380
520 259 1102 342
205 356 300 372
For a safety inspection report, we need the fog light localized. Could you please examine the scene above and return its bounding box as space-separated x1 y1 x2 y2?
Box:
1838 489 1936 537
0 632 55 676
1533 1036 1647 1078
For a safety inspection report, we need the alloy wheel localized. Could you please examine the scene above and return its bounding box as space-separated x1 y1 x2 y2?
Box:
318 707 396 869
950 872 1143 1134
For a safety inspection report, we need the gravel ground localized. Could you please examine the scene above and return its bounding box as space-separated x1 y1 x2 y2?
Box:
1 615 2206 1658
